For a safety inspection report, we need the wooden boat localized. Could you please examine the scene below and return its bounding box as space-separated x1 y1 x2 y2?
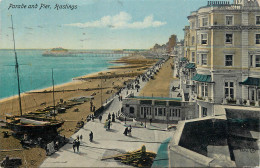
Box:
5 15 64 137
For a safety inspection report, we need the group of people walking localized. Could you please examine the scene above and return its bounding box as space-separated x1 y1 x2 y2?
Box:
123 125 132 136
72 131 94 153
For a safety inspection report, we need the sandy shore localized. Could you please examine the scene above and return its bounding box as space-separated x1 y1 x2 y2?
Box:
139 57 174 97
0 56 157 167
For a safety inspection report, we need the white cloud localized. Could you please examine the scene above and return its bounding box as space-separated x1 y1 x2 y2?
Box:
65 12 166 29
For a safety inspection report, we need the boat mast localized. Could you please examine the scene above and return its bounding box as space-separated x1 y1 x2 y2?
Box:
11 15 23 116
52 69 56 120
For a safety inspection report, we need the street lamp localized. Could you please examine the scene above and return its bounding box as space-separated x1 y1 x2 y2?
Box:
166 111 168 130
144 112 146 128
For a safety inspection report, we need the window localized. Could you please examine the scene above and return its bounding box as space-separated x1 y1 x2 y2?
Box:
258 90 260 100
250 55 260 67
256 55 260 67
155 108 157 116
172 109 175 117
141 107 151 116
201 54 207 65
226 16 233 25
251 90 255 101
158 108 163 116
202 84 204 96
250 55 253 67
256 34 260 44
256 16 260 25
225 33 233 44
201 34 208 45
191 22 195 29
202 18 208 26
192 36 195 45
191 52 195 62
202 107 207 117
201 83 208 97
225 55 233 66
205 84 208 97
225 81 234 99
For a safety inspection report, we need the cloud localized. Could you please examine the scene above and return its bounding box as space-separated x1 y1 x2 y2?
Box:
65 12 166 29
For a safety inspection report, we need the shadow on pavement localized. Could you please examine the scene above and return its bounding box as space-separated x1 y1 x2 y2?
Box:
106 129 119 133
116 139 161 143
90 140 100 144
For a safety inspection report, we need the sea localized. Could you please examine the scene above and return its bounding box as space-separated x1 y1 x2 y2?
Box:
0 49 124 100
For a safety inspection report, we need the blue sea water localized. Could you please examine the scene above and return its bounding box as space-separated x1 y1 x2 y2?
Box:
0 49 123 100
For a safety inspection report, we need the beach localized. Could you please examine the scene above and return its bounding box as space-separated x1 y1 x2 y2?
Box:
0 55 158 167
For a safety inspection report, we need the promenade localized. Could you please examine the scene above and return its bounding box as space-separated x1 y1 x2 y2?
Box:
40 58 175 167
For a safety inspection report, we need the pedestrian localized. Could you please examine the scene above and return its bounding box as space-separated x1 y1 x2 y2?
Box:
108 120 111 130
112 113 115 122
75 138 80 153
73 139 76 153
89 131 93 142
124 117 127 124
80 135 83 141
128 125 132 136
108 113 111 120
92 114 95 121
99 115 102 122
123 127 128 136
150 118 152 125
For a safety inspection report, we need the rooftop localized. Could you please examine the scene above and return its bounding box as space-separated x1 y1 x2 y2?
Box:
128 95 182 101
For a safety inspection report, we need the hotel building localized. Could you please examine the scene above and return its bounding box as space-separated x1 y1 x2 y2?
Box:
180 0 260 117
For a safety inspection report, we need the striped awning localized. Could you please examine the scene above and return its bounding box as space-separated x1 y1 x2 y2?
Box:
191 74 212 83
239 77 260 87
185 63 195 69
180 57 188 62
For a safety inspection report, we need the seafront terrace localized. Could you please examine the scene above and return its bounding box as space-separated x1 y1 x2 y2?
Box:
40 58 175 167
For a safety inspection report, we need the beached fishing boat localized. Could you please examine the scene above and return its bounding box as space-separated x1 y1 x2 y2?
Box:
5 16 64 136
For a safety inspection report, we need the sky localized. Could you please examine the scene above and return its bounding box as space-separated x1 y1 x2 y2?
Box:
0 0 219 49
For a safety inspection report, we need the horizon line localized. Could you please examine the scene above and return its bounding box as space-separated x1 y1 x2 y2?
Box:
0 48 151 50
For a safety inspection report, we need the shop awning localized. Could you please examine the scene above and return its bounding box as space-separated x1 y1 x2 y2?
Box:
180 57 188 62
185 63 195 69
239 77 260 87
191 74 212 83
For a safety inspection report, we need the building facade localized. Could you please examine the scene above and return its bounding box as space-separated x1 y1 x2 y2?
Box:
122 95 196 122
180 0 260 117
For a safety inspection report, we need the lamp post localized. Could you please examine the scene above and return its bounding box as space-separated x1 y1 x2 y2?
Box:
144 112 146 128
166 111 168 130
100 73 103 107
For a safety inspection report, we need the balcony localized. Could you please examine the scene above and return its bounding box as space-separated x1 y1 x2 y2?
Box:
197 96 213 103
224 98 260 107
